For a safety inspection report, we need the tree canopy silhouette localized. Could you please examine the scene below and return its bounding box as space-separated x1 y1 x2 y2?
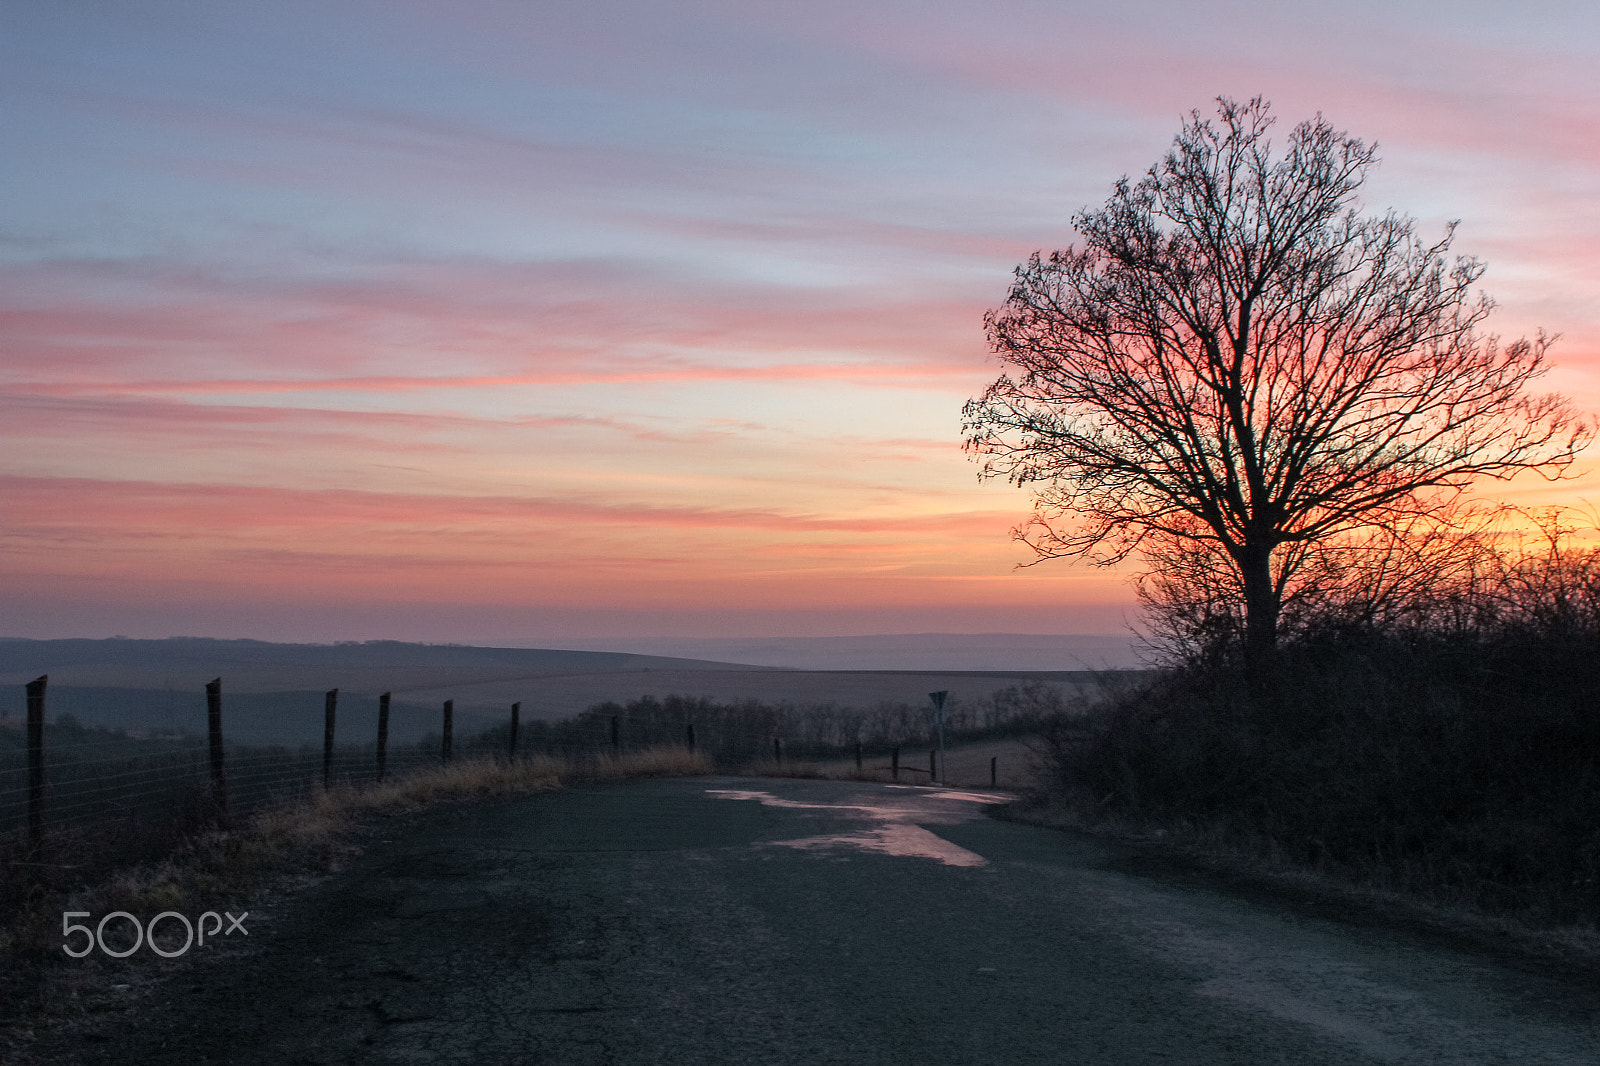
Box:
963 97 1592 661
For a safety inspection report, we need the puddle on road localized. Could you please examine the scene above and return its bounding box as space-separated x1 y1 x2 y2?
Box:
924 789 1010 805
704 787 1001 868
773 823 989 867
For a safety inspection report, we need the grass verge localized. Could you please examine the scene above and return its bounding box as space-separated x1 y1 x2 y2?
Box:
1008 639 1600 976
0 746 711 1055
993 790 1600 979
734 758 828 779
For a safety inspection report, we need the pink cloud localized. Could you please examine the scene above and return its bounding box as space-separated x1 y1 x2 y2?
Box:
0 475 1018 538
615 209 1044 265
1 473 1075 614
0 256 996 391
6 362 977 397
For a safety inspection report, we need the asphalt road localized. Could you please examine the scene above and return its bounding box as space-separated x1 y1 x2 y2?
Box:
48 777 1600 1064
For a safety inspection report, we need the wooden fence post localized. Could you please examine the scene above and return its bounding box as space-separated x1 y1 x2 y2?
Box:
891 746 899 781
376 692 390 783
206 678 226 814
990 756 997 789
610 716 620 754
509 702 520 761
442 700 453 764
323 688 338 790
686 723 695 752
26 675 46 852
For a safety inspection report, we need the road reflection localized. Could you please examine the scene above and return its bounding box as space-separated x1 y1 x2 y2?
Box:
705 786 1007 868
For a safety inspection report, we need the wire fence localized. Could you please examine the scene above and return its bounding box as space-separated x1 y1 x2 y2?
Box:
1 674 1093 905
0 680 533 869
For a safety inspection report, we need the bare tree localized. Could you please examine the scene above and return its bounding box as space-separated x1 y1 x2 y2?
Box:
964 97 1592 664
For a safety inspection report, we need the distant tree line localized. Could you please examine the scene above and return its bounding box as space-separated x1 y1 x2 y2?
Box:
483 680 1091 765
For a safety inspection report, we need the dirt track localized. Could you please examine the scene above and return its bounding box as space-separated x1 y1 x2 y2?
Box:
30 778 1600 1064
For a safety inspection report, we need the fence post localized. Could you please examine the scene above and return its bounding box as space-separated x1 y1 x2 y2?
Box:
773 737 782 763
509 702 520 762
929 749 936 784
376 692 390 783
892 746 899 781
206 678 226 814
442 700 453 764
610 716 620 754
855 742 862 771
929 690 948 789
990 756 997 789
26 675 46 853
686 723 695 752
323 688 338 790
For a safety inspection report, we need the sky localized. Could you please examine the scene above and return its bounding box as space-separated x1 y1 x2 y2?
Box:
3 0 1599 646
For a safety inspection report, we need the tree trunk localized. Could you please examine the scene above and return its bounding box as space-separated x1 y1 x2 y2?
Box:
1238 545 1280 671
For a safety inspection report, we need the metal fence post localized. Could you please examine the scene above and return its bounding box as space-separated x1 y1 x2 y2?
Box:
323 688 338 789
206 678 226 814
509 702 520 761
442 700 453 764
892 746 899 781
376 692 390 783
686 723 695 752
990 756 997 789
26 675 46 852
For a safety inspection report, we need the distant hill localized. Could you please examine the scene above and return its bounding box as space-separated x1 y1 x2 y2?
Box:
0 637 759 691
545 633 1144 671
0 638 770 744
0 636 1143 745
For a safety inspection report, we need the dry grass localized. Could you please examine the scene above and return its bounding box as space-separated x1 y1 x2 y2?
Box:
5 749 709 948
576 745 713 779
3 757 555 961
736 758 828 779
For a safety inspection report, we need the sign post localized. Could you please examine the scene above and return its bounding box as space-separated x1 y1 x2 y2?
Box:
928 690 948 785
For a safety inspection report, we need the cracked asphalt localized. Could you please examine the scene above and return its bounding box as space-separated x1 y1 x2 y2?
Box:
46 777 1600 1064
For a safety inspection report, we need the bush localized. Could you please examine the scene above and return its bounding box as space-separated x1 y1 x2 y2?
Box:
1052 619 1600 925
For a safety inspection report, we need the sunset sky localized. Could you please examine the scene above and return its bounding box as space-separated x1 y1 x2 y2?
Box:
4 0 1599 646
